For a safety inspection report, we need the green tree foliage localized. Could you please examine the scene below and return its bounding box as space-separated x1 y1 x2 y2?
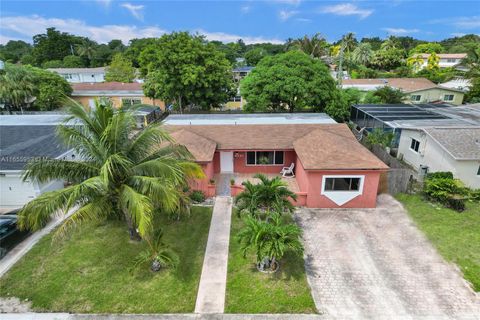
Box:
105 53 136 83
410 43 444 54
235 174 297 217
325 88 362 122
367 86 406 104
360 37 383 51
440 34 480 53
237 213 303 270
289 33 328 58
371 46 406 71
18 100 204 241
76 39 97 65
464 77 480 103
352 43 373 66
0 64 35 112
125 38 157 68
341 32 358 53
0 40 32 63
240 51 338 113
140 32 233 111
364 128 394 148
131 229 179 272
41 60 64 68
62 55 85 68
32 28 82 66
25 66 73 110
415 67 457 84
244 47 268 66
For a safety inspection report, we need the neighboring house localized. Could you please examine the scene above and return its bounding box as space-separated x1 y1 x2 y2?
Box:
413 53 467 71
47 67 106 83
225 66 254 110
164 113 388 208
342 78 465 105
398 127 480 188
440 78 472 92
71 82 165 110
350 103 480 147
0 115 76 210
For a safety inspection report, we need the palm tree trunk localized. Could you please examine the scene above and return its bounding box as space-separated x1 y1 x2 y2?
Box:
124 211 141 241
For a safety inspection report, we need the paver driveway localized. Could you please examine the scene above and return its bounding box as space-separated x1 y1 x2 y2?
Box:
296 194 480 320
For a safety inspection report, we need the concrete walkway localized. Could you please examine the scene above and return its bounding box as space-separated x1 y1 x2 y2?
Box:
0 210 74 277
195 196 233 314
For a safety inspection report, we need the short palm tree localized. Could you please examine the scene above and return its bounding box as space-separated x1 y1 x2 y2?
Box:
235 174 297 217
341 32 357 53
76 39 96 62
131 228 179 272
18 99 203 241
237 213 303 271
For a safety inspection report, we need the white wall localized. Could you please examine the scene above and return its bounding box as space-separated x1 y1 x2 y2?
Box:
398 129 480 188
62 72 105 83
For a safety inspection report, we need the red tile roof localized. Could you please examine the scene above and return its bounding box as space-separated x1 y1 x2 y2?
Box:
71 82 143 91
166 124 388 170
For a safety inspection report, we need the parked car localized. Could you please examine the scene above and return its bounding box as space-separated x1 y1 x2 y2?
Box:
0 212 29 259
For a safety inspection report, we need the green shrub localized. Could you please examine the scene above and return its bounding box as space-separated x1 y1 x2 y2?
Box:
426 171 454 180
189 190 206 203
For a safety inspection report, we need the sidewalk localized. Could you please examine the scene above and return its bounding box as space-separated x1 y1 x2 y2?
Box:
194 196 233 314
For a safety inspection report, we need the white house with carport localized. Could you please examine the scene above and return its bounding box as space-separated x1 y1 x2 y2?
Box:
0 115 76 211
398 127 480 188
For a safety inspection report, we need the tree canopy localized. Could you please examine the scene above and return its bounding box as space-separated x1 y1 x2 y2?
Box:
105 53 136 83
240 51 338 113
140 32 234 112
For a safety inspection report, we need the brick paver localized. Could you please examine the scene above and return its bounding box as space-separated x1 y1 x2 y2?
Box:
296 194 480 320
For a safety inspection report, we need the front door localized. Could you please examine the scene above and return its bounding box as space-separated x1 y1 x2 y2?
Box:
220 151 234 173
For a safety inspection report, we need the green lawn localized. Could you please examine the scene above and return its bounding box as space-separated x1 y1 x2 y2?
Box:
0 206 212 313
225 213 316 313
397 193 480 291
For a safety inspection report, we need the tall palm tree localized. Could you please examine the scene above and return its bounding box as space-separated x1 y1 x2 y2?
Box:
235 174 297 217
291 33 328 58
352 43 373 66
0 64 35 113
18 99 203 241
341 32 357 53
76 39 96 62
381 36 398 51
237 213 303 271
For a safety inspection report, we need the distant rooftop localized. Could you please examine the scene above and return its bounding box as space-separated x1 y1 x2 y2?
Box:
47 67 106 74
164 113 336 125
0 114 67 126
423 127 480 160
233 66 254 73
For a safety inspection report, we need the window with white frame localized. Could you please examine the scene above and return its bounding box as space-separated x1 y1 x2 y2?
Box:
410 138 420 152
477 165 480 176
446 58 456 63
411 94 421 101
246 151 284 165
324 177 361 191
443 94 454 101
122 98 142 106
63 74 73 80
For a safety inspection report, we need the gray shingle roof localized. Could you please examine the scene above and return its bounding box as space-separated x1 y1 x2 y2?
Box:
0 126 69 170
424 127 480 160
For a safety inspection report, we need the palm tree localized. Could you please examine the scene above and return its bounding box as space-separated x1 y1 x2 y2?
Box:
291 33 328 58
352 43 373 66
341 32 357 53
131 229 179 272
18 99 203 241
0 64 35 113
76 39 96 62
235 174 297 217
237 213 303 271
407 54 424 73
381 36 398 51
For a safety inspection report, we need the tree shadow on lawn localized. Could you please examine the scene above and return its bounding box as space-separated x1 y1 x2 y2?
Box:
243 251 305 282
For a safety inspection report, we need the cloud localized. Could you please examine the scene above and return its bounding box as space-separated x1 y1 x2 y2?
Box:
319 3 373 19
0 15 282 45
120 3 145 21
450 32 466 37
240 5 251 14
429 16 480 29
382 27 420 35
279 10 298 21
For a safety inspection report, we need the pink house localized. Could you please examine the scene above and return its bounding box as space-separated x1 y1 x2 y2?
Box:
165 117 388 208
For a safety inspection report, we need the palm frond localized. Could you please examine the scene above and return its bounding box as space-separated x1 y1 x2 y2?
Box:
53 196 112 240
120 185 154 237
128 124 173 162
22 159 99 184
99 153 133 184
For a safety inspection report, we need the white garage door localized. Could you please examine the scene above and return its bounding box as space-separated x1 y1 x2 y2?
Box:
0 176 36 209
